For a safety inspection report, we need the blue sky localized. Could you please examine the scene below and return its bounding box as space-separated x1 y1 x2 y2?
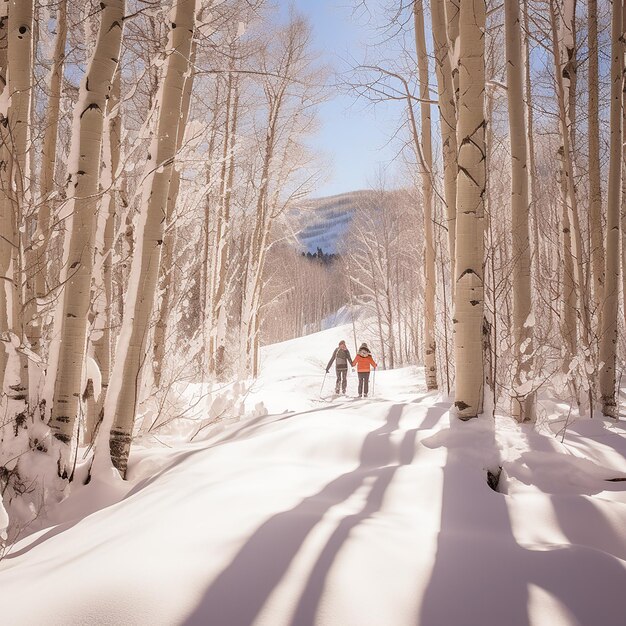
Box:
279 0 403 197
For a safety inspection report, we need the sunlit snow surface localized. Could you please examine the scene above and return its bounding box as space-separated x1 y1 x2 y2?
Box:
1 324 625 625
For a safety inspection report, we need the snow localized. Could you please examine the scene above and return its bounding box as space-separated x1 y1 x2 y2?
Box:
294 191 371 254
1 324 625 625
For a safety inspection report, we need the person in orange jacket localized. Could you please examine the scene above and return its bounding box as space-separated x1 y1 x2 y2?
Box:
352 342 377 397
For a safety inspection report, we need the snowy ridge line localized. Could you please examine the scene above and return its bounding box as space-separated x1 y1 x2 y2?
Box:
293 189 380 254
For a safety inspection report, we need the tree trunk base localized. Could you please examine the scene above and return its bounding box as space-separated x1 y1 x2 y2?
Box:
512 391 536 423
110 427 132 478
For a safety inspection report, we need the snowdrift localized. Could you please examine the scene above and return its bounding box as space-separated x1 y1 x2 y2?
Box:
0 324 625 625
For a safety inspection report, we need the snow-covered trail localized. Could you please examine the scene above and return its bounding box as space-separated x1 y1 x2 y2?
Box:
1 325 625 625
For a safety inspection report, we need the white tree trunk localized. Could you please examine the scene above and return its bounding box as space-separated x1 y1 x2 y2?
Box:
0 0 34 398
34 0 67 303
414 0 437 390
210 73 239 379
523 0 540 288
549 0 587 394
453 0 486 419
104 0 196 477
558 149 578 376
622 2 626 332
240 104 278 378
431 0 457 282
588 0 603 312
0 6 10 391
505 0 534 422
598 0 623 416
49 0 124 476
86 70 121 443
153 41 196 389
445 0 460 102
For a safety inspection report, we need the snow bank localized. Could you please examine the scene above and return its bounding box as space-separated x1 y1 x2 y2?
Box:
0 323 624 625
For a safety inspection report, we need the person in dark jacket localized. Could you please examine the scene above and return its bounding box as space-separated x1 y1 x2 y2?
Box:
352 342 377 397
326 340 353 394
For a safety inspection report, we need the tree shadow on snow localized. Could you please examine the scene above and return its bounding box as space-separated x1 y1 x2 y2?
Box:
182 403 419 626
420 415 626 626
6 405 346 561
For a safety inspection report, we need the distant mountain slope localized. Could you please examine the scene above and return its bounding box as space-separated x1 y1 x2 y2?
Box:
294 190 373 254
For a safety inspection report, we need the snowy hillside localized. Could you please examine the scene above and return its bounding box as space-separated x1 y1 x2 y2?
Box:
294 191 373 254
0 324 625 625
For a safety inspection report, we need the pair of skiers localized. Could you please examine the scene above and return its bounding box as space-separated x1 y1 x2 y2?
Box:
325 340 377 397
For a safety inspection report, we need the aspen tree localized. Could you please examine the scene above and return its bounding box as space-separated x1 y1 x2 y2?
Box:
153 41 196 388
558 1 590 358
445 0 460 100
23 0 64 364
558 147 578 373
622 0 626 329
522 0 540 285
414 0 437 390
34 0 67 304
106 0 196 477
0 0 34 396
431 0 457 280
212 72 240 378
588 0 603 311
85 71 122 443
453 0 486 419
549 0 584 384
49 0 124 476
208 60 239 378
21 3 41 402
0 5 9 390
505 0 534 422
200 82 221 380
598 0 623 416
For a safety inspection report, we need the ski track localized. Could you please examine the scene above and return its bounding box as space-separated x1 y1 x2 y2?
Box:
0 325 625 625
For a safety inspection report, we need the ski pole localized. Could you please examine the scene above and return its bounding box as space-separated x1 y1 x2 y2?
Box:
320 371 328 398
372 368 376 397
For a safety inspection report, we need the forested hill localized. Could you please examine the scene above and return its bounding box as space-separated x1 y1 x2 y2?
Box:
294 190 374 254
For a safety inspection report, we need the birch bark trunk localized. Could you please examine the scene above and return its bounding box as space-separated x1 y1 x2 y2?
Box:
559 148 579 375
200 82 221 381
588 0 603 312
523 0 541 287
210 74 239 378
207 75 232 375
86 70 122 443
557 0 592 358
445 0 460 101
0 6 10 390
105 0 196 477
49 0 124 476
34 0 67 304
153 41 196 389
2 0 34 398
453 0 486 419
240 99 279 377
505 0 534 422
414 0 437 390
549 0 585 389
598 0 623 416
431 0 457 284
622 0 626 331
